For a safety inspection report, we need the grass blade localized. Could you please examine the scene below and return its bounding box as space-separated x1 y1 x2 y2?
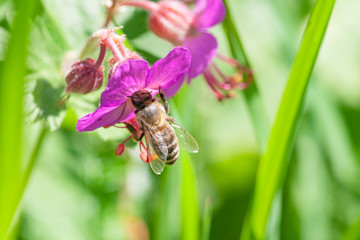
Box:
169 101 199 240
201 198 212 240
155 164 181 240
310 84 360 190
249 0 336 239
0 0 38 239
180 152 199 240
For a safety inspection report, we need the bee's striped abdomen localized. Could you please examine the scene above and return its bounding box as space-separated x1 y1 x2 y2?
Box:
155 124 179 165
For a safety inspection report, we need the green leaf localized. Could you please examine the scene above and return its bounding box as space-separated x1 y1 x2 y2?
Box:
249 0 336 239
121 9 149 40
0 1 13 31
0 0 39 239
23 7 71 131
28 12 68 75
24 79 66 131
40 0 104 50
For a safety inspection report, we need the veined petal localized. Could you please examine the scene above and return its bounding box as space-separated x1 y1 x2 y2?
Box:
76 100 135 132
145 47 191 97
184 32 217 80
162 76 185 97
193 0 226 29
101 59 149 107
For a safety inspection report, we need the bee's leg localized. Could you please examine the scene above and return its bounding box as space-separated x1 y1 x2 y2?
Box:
158 86 169 114
167 116 175 122
125 123 137 136
137 132 144 141
125 123 143 141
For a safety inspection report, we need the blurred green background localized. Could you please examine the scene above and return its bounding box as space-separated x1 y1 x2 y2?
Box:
1 0 360 239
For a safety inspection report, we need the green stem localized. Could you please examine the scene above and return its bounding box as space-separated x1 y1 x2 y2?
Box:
249 0 336 239
19 126 48 197
2 126 47 240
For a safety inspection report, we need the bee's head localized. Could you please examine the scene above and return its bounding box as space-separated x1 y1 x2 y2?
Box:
129 90 153 110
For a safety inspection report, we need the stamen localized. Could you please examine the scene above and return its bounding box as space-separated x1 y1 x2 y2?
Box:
140 150 148 162
122 134 134 144
115 134 134 156
216 53 239 67
115 143 125 155
139 141 149 162
140 141 147 152
209 64 232 90
213 54 254 90
203 69 225 101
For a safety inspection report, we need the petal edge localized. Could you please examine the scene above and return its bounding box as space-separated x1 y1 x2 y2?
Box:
193 0 226 29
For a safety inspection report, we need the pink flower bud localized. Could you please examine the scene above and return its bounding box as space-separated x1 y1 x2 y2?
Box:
65 58 104 94
148 1 194 45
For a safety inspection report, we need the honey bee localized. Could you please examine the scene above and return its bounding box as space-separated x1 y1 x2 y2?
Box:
128 88 199 175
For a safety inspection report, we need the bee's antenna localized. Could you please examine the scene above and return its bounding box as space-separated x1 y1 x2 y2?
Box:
128 96 140 99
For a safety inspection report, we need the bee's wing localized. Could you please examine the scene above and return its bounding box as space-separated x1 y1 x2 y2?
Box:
171 122 199 153
143 125 168 175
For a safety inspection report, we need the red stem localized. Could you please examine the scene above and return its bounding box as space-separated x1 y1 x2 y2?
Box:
117 1 159 12
94 43 107 69
121 134 134 144
107 37 125 62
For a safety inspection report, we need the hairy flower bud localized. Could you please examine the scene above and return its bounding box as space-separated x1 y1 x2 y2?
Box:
93 29 142 79
107 49 141 80
65 58 104 94
148 1 194 45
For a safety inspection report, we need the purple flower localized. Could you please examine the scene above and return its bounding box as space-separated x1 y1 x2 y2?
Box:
184 0 226 78
178 0 252 100
118 0 252 100
77 47 191 132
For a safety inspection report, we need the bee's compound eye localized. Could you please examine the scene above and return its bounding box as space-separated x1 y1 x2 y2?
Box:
131 90 153 109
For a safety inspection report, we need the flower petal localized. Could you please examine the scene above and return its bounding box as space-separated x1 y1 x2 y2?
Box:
184 32 217 80
145 47 191 97
101 59 149 107
162 76 185 97
76 100 135 132
193 0 226 29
